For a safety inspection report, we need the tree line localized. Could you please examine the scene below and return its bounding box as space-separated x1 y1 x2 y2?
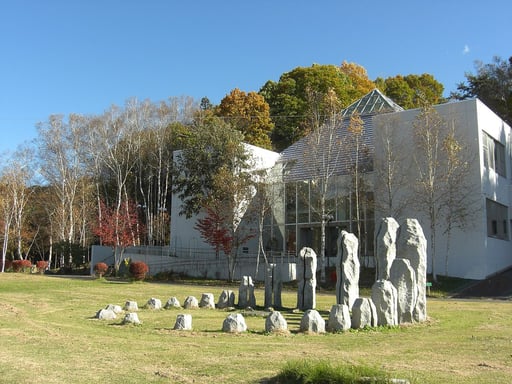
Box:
0 57 509 274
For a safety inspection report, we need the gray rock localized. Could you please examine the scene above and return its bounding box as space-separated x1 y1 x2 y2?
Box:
375 217 400 280
336 230 360 309
124 300 138 312
299 309 325 333
96 308 116 320
371 280 398 326
104 304 123 314
146 297 162 310
238 276 256 308
297 247 317 310
164 297 181 309
183 296 199 309
173 314 192 330
264 263 283 309
217 290 235 309
265 311 288 333
390 258 417 324
351 298 377 329
398 218 427 322
327 304 351 332
122 312 141 325
222 313 247 333
199 293 215 309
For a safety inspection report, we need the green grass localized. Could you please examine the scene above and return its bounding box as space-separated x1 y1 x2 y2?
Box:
272 360 391 383
0 273 511 383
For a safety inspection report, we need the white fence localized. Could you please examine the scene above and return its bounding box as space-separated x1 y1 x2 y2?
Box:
90 245 298 281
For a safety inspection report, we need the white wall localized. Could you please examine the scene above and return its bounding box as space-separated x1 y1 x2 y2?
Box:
170 144 281 261
374 99 512 279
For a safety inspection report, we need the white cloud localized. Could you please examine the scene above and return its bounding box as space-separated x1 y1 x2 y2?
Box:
462 44 470 55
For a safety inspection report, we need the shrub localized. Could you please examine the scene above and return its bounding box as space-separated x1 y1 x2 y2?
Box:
275 360 392 384
12 259 32 273
4 259 12 271
93 262 109 277
36 260 49 274
129 261 149 281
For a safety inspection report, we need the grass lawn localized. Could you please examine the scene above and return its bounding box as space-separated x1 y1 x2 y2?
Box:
0 273 511 383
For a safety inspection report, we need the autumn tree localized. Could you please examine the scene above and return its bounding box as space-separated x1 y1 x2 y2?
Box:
216 88 274 149
93 199 144 273
375 73 445 109
452 56 512 124
260 63 374 151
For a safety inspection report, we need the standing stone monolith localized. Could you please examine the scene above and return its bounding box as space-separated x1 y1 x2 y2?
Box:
173 314 192 330
265 311 288 333
371 280 398 326
336 230 360 309
389 258 416 323
297 247 317 310
375 217 400 280
217 290 235 309
398 218 427 322
327 304 351 332
199 293 215 309
299 309 325 333
264 263 283 309
351 298 378 329
238 276 256 308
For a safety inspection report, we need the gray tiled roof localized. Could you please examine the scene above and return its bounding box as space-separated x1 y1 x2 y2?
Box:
277 89 402 182
279 115 374 182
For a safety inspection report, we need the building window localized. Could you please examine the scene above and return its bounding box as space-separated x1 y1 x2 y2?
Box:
483 132 506 177
486 199 509 240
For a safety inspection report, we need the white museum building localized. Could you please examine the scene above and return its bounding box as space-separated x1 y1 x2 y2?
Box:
170 90 512 281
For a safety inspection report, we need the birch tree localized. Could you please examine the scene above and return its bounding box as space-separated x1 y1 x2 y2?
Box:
302 88 343 283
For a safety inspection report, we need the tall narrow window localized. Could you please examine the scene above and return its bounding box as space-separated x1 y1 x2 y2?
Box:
486 199 509 240
483 132 506 177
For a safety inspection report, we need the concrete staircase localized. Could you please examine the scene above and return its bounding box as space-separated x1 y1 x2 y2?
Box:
452 266 512 298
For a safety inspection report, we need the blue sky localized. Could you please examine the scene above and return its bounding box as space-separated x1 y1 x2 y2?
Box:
0 0 510 155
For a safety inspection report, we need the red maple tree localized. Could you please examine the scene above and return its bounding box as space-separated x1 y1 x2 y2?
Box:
93 199 144 273
194 204 232 260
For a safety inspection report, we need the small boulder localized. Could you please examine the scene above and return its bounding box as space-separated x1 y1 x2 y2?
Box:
104 304 123 314
299 309 325 333
96 308 116 320
351 298 378 329
164 297 181 309
222 313 247 333
146 297 162 310
122 312 141 325
199 293 215 309
265 311 288 333
327 304 351 332
173 314 192 330
183 296 199 309
124 301 138 312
